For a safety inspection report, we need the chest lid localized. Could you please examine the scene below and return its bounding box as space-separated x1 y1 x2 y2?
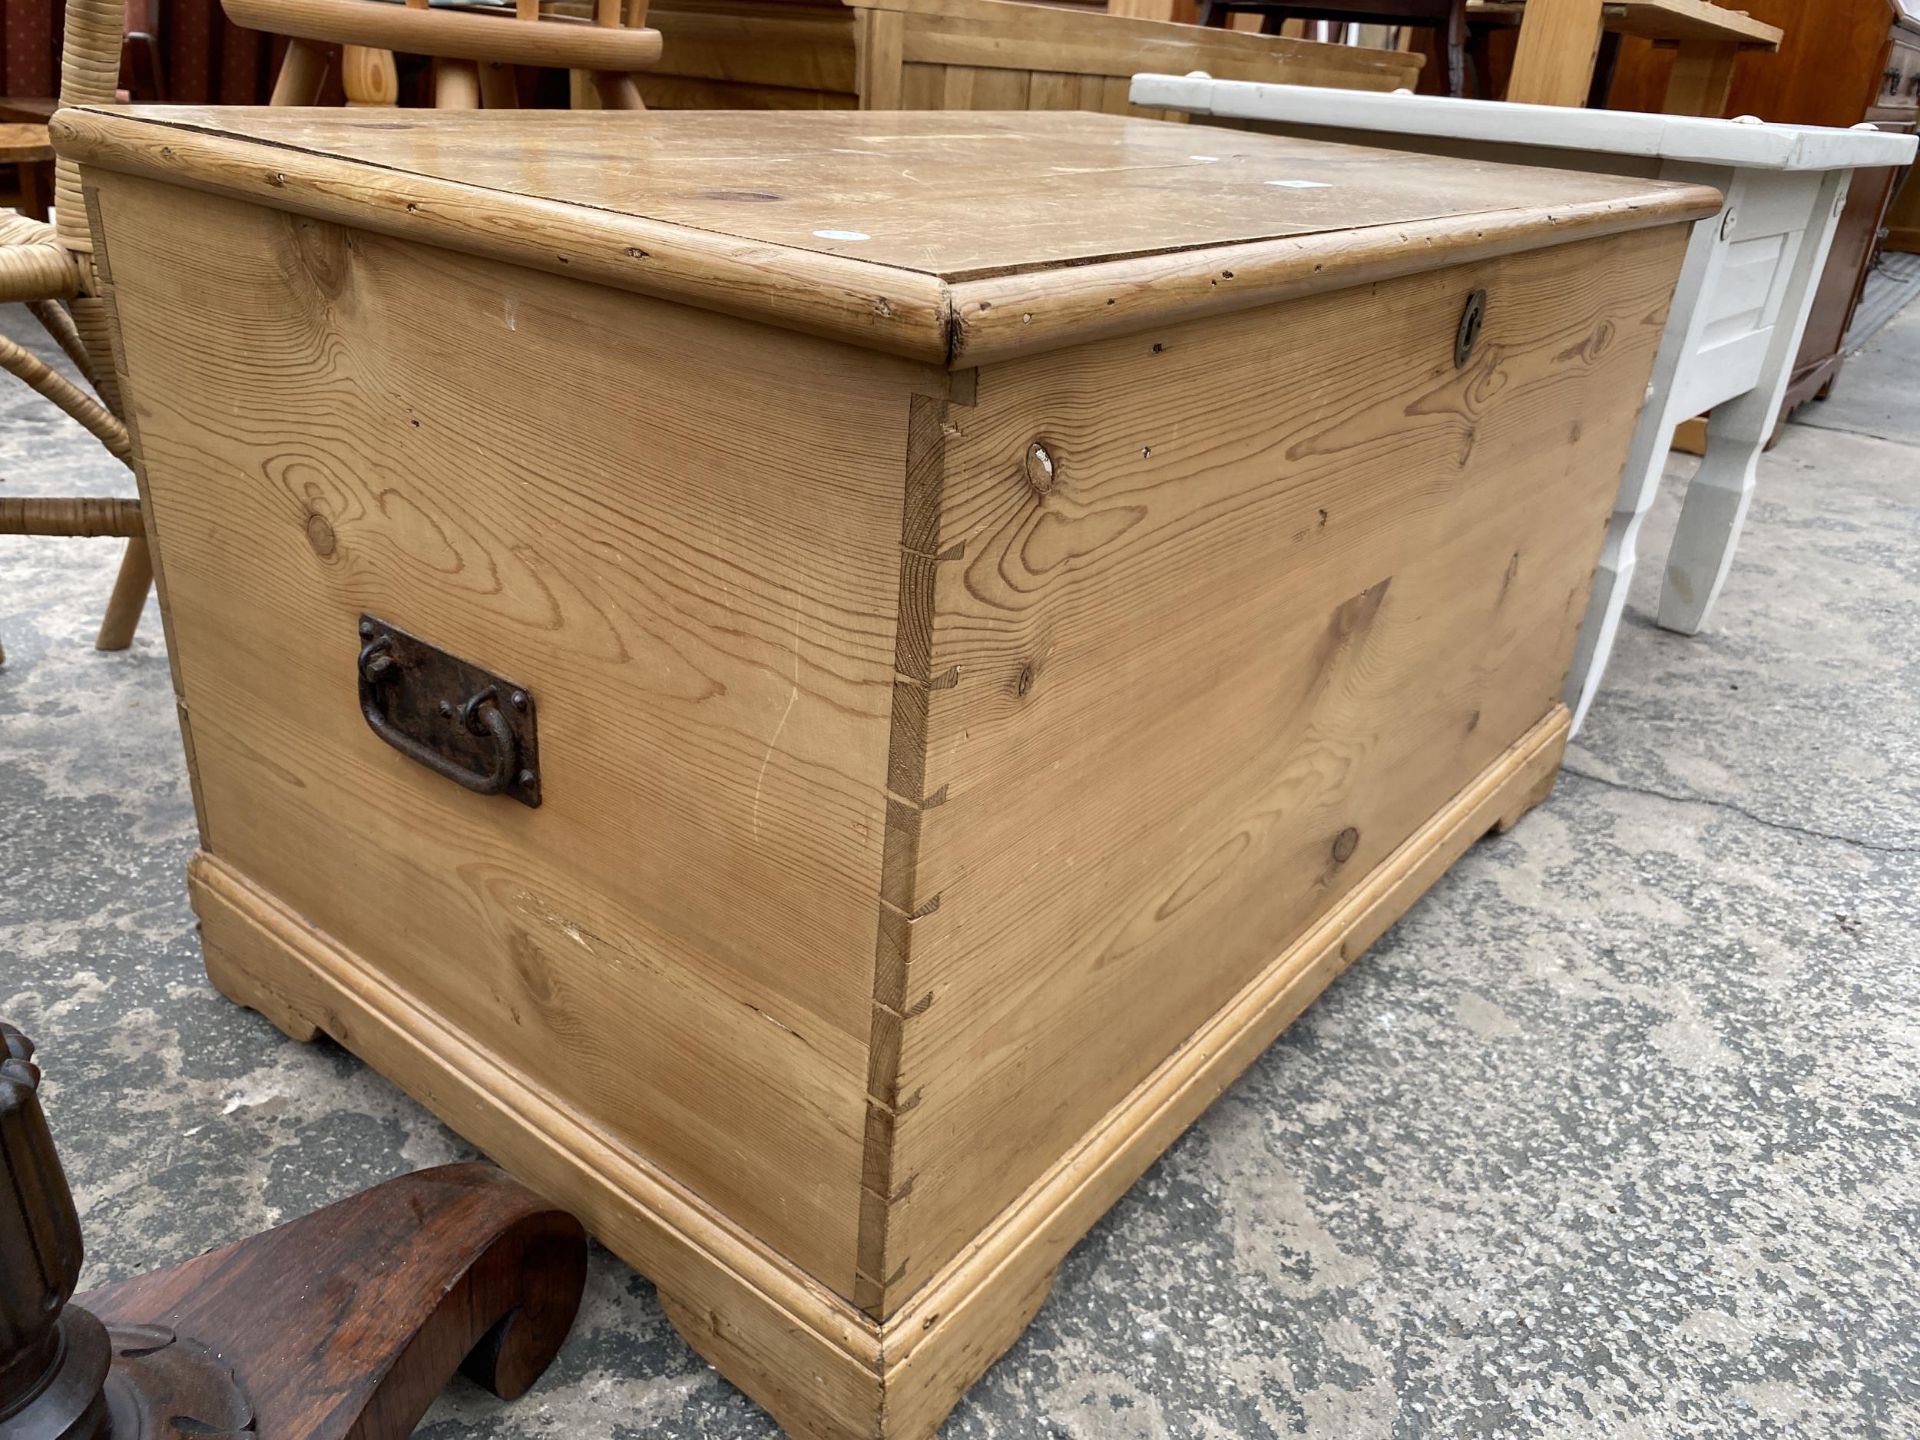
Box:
55 106 1718 367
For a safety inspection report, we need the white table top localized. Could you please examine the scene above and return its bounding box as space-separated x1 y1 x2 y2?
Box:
1132 75 1919 172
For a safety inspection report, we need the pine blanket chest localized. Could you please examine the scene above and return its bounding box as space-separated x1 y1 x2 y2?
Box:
56 107 1717 1438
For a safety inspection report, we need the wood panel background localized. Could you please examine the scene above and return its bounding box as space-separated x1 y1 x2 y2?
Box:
633 0 1422 114
1603 0 1908 122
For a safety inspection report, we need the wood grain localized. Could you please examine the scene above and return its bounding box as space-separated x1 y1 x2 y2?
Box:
77 103 1705 1438
947 183 1717 366
1473 0 1780 45
1602 0 1899 123
184 700 1575 1440
0 496 142 536
1504 0 1608 105
1662 37 1740 116
93 536 154 652
627 0 1421 114
341 43 401 105
642 1 862 93
637 73 859 109
86 184 211 845
225 0 664 69
78 1165 588 1438
869 224 1689 1307
61 108 1712 279
52 107 954 363
881 706 1573 1439
54 107 1718 369
92 170 944 1292
188 853 894 1440
269 36 334 106
885 0 1418 89
0 121 53 162
855 7 905 108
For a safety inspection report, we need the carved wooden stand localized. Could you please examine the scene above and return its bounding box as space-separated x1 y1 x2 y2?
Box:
0 1021 588 1440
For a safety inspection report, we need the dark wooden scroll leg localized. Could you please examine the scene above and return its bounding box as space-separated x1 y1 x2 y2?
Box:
0 1021 587 1440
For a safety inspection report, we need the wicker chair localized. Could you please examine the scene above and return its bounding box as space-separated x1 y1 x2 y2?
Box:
0 0 148 667
1 0 664 666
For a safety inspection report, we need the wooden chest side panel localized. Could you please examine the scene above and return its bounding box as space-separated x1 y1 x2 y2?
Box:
94 175 937 1294
878 226 1688 1306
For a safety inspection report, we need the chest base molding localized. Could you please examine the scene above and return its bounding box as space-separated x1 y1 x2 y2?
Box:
188 704 1569 1440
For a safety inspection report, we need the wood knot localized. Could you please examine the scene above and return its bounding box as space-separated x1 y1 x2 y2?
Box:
1023 441 1056 496
304 512 337 558
1016 663 1036 698
1332 827 1360 864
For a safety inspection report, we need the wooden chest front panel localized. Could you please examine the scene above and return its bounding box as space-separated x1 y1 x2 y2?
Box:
872 225 1687 1308
94 174 945 1294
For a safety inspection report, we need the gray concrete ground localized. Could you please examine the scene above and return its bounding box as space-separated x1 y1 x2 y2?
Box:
3 294 1917 1440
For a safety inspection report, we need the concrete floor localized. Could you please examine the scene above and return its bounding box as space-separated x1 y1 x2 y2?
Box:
3 294 1917 1440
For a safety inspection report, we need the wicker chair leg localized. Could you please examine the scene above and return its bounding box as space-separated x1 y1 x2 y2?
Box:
95 535 152 651
68 296 126 418
0 330 131 464
24 300 98 390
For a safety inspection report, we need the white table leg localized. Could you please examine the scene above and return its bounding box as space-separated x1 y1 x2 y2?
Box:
1564 164 1728 734
1655 385 1768 634
1656 169 1851 635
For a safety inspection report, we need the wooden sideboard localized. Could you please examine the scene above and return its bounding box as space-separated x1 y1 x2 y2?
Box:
1889 166 1920 252
1608 0 1920 418
1881 17 1920 250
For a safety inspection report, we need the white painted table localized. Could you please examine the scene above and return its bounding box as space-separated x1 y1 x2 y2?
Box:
1132 74 1917 732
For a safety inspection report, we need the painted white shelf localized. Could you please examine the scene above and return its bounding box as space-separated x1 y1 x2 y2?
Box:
1132 74 1917 733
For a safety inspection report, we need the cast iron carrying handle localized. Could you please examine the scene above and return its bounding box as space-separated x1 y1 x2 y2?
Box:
358 634 519 797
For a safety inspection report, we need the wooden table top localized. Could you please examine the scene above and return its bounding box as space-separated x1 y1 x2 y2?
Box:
1469 0 1783 48
0 122 54 162
55 106 1721 366
0 98 56 124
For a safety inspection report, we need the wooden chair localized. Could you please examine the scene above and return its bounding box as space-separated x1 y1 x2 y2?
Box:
1195 0 1472 96
222 0 663 109
0 0 148 667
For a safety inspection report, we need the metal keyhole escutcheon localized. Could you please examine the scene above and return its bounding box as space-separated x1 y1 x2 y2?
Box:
1455 288 1487 369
